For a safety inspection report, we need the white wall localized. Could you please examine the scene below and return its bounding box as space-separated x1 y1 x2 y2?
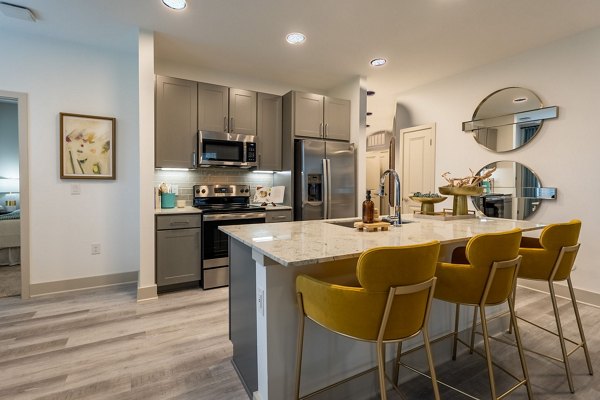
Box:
395 27 600 294
0 31 140 284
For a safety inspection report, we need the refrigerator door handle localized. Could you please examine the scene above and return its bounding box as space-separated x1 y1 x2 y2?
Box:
325 158 332 219
322 158 329 219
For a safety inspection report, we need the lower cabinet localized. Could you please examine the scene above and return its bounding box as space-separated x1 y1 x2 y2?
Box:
265 209 292 223
156 214 201 287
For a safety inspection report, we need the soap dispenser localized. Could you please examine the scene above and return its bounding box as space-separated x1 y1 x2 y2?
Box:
362 190 375 224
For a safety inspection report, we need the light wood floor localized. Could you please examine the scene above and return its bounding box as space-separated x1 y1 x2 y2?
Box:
0 264 20 298
0 284 597 399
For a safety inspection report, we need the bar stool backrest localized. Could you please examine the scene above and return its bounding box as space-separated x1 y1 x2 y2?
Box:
539 220 581 281
466 228 522 305
356 241 440 340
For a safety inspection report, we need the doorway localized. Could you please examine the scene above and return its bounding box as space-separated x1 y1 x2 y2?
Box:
399 124 436 213
0 90 29 298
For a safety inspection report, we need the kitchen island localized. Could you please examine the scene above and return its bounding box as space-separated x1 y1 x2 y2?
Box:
221 216 545 400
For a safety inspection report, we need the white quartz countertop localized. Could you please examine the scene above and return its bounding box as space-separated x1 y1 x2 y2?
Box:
154 206 201 215
220 215 545 267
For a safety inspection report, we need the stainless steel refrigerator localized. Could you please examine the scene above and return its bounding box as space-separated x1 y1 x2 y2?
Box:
294 139 356 220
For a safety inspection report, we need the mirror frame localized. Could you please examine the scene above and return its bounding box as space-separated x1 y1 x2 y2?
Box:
472 160 557 220
463 87 558 153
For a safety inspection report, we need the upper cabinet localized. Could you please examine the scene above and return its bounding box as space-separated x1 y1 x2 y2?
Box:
155 76 198 169
257 93 282 171
197 82 228 133
229 88 257 135
198 83 256 135
284 91 351 141
323 96 351 141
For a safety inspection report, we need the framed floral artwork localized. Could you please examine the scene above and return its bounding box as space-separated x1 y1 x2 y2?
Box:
60 113 116 179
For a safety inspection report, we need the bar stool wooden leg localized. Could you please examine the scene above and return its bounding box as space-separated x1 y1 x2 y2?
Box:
508 295 533 399
452 303 460 361
423 327 441 400
479 306 498 399
393 341 403 385
376 341 387 400
294 293 306 400
548 282 575 393
568 277 594 376
469 306 477 354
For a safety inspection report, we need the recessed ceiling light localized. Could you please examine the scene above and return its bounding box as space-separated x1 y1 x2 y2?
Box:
162 0 186 10
286 32 306 45
370 58 387 67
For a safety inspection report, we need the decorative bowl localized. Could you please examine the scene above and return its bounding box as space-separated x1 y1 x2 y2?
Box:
409 196 447 215
438 186 484 196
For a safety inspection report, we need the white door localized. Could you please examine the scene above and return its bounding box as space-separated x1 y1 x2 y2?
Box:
400 124 436 213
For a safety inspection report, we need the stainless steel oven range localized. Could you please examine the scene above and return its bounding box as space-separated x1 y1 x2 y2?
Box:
194 184 265 289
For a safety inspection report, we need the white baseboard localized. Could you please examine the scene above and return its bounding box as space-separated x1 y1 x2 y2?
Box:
137 284 158 302
30 271 138 297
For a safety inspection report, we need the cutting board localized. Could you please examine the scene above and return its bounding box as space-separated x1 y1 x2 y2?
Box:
353 221 391 232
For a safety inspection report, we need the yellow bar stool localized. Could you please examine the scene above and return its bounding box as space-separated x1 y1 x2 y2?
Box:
513 219 593 392
294 242 441 400
432 228 533 399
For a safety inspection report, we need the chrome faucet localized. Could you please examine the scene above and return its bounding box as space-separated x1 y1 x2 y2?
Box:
378 169 402 225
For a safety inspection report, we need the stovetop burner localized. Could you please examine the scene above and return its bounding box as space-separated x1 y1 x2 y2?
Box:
192 184 264 213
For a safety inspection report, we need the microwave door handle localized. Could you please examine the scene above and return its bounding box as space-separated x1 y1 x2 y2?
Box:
322 158 328 220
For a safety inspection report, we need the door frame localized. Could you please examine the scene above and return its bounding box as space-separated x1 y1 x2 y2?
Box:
398 123 436 209
0 90 30 299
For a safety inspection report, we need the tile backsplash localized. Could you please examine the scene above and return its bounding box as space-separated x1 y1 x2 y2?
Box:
154 169 275 206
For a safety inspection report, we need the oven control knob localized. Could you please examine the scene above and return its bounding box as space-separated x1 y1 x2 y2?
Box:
195 189 200 194
201 189 206 194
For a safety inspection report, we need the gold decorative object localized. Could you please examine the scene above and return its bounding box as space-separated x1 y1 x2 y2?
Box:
409 196 447 215
439 186 483 215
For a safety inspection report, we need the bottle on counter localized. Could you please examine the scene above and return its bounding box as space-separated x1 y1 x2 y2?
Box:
362 190 375 224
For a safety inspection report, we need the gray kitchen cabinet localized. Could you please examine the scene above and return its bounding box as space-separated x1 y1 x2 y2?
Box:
256 93 282 170
198 83 256 135
324 96 351 141
156 214 201 287
198 82 229 132
229 88 257 135
284 91 351 141
155 76 198 168
265 209 292 223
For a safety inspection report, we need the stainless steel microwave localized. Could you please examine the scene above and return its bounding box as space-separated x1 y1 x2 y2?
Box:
197 131 258 168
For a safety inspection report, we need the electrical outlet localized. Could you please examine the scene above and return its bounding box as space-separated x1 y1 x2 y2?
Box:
91 243 101 255
257 287 265 316
171 185 179 195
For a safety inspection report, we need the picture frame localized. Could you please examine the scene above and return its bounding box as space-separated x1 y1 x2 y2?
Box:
60 113 116 180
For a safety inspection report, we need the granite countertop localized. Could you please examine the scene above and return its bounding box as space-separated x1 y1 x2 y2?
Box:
220 215 545 267
154 206 202 215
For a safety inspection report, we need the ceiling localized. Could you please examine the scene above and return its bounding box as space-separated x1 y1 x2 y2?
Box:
3 0 600 133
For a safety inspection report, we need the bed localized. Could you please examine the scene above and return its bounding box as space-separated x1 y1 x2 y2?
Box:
0 210 20 266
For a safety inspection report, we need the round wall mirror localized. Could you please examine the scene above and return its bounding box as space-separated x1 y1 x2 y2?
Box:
463 87 557 153
472 161 555 220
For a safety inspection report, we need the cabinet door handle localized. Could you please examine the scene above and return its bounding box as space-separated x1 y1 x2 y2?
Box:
319 122 323 137
273 215 288 220
324 123 328 138
230 117 235 132
192 152 197 168
224 116 228 132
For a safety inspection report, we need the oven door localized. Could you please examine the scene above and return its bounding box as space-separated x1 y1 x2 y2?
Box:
202 212 266 289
